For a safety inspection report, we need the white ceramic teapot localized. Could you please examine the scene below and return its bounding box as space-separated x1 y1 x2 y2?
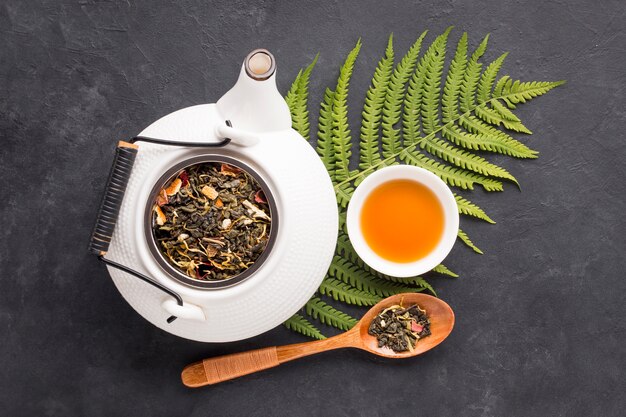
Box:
99 49 338 342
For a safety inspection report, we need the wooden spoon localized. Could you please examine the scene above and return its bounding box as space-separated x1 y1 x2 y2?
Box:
181 293 454 387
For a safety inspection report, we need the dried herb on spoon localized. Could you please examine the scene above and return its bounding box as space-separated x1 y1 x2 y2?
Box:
368 303 431 353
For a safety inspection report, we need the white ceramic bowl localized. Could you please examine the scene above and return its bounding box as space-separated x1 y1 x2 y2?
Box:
347 166 459 277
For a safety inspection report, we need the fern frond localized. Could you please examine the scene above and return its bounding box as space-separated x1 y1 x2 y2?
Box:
376 275 434 295
499 79 566 107
458 229 484 254
454 194 496 223
285 70 302 110
287 54 319 140
442 32 468 123
335 233 388 280
404 30 449 144
338 209 347 233
335 182 355 208
457 115 538 158
284 314 326 340
305 297 358 330
477 52 508 103
399 148 504 191
421 27 452 135
432 264 459 278
414 277 436 296
317 88 336 174
319 277 382 306
474 104 532 134
332 40 362 182
442 123 536 159
329 256 424 297
459 34 489 113
491 99 532 133
381 31 428 157
420 136 517 182
360 34 394 171
335 234 432 288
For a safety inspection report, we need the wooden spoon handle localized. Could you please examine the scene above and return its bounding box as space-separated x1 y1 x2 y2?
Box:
181 331 358 388
182 347 280 387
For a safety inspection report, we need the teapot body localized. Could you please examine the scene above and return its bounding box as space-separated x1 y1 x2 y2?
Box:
105 103 338 342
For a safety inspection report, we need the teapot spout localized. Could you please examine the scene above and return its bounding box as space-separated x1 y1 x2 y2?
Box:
216 49 291 133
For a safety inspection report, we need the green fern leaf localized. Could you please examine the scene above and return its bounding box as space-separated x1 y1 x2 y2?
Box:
332 40 362 182
285 69 302 111
375 274 434 295
443 123 537 158
284 314 327 340
477 52 508 103
490 99 532 133
459 34 489 113
319 277 382 306
420 136 517 182
414 277 436 296
287 54 319 140
381 31 428 157
305 297 358 330
474 104 532 134
458 229 483 254
399 148 504 191
336 182 355 208
335 233 389 280
329 256 425 297
360 34 394 171
317 88 336 174
335 234 432 288
442 32 468 123
454 194 496 223
457 114 538 158
432 264 459 278
403 30 451 145
338 209 347 233
500 79 566 107
421 27 452 135
494 75 509 97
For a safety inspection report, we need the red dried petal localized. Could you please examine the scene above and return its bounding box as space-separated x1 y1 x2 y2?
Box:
156 189 168 206
254 190 267 204
179 171 189 187
411 321 423 333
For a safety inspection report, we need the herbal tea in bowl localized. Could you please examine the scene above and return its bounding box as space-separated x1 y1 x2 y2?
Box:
145 155 277 289
347 165 459 277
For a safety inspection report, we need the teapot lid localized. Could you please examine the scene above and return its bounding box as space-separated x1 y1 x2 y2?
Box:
216 49 291 133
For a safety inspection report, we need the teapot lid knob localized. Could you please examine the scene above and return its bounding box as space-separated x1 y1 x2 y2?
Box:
245 49 276 81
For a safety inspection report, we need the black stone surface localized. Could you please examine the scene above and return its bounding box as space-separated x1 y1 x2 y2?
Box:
1 1 624 416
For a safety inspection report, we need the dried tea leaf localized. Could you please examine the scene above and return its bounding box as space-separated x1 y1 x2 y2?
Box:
152 162 272 281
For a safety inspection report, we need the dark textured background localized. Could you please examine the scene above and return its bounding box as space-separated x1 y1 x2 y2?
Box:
1 0 625 416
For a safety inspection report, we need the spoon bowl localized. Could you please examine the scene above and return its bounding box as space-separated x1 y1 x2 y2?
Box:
357 293 455 358
182 293 455 387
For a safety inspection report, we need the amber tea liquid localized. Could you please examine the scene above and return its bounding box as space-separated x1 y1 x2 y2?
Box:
360 179 444 263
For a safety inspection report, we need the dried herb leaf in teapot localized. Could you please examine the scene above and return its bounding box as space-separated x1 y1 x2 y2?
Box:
152 162 272 281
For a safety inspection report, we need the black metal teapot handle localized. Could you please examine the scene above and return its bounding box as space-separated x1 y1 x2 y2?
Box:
89 121 234 323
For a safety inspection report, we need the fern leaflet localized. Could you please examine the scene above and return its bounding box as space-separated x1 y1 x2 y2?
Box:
360 34 394 171
283 314 326 340
458 229 483 254
305 297 358 330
